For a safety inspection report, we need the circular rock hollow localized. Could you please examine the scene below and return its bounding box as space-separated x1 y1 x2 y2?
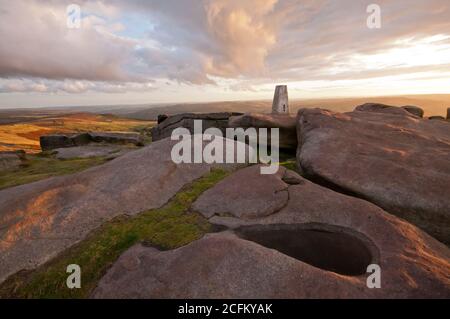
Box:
235 224 375 276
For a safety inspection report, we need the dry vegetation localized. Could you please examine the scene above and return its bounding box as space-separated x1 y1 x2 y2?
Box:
0 113 154 153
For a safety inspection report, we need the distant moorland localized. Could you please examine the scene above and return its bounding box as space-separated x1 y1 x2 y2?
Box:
0 112 153 153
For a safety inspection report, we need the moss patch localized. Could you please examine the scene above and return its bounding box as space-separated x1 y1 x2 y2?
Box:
279 159 298 172
0 169 230 299
0 154 108 191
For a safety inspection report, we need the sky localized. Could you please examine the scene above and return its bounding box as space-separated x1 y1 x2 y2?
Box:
0 0 450 108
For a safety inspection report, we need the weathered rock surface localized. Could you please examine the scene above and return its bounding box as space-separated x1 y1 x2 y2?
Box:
354 103 415 116
93 165 450 298
40 132 143 151
88 132 143 146
151 112 242 142
193 165 288 219
0 137 253 284
447 107 450 120
40 135 76 151
402 105 424 118
228 113 297 150
429 116 446 121
296 107 450 245
355 103 426 118
157 114 168 124
54 145 130 160
0 151 25 172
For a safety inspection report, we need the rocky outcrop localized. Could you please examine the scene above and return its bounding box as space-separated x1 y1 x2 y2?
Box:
150 112 242 142
93 165 450 298
0 137 253 284
0 151 25 172
54 145 129 160
429 116 446 121
355 103 427 118
296 107 450 245
157 114 168 124
447 107 450 120
88 132 143 145
228 113 297 150
40 135 76 151
402 105 424 118
40 132 143 151
355 103 415 116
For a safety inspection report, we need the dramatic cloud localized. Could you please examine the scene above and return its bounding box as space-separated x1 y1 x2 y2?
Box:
0 0 449 101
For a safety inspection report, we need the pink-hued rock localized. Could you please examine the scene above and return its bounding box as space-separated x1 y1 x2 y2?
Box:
93 165 450 299
296 107 450 245
0 137 252 284
192 165 289 219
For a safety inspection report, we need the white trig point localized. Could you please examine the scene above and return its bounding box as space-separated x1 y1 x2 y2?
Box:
272 85 289 114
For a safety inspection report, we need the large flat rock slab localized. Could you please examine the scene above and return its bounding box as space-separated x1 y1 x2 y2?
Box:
0 137 253 284
94 165 450 298
296 107 450 245
54 145 129 160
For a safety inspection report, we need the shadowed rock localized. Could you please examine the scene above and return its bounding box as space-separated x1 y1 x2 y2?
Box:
40 132 143 151
429 116 446 121
296 108 450 245
402 105 424 118
228 113 297 150
0 137 253 284
151 112 242 142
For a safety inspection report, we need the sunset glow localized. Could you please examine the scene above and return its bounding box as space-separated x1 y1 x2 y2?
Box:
0 0 450 107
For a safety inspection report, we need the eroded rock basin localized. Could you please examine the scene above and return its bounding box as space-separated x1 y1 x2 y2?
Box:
235 224 374 276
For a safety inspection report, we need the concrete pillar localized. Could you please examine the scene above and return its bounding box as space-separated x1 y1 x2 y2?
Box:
272 85 289 114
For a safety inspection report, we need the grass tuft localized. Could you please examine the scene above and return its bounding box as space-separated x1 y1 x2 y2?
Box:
0 155 108 191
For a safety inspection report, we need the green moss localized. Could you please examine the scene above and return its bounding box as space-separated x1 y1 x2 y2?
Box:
0 169 229 299
279 159 298 172
0 155 108 190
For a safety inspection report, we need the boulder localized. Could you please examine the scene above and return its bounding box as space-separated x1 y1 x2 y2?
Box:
0 151 25 172
296 108 450 245
228 113 297 150
54 145 127 160
88 132 143 146
157 114 168 124
0 137 253 284
355 103 425 118
151 112 242 142
71 133 92 146
354 103 413 116
401 105 424 118
40 132 144 151
429 116 446 121
40 135 75 151
192 165 289 219
93 165 450 298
